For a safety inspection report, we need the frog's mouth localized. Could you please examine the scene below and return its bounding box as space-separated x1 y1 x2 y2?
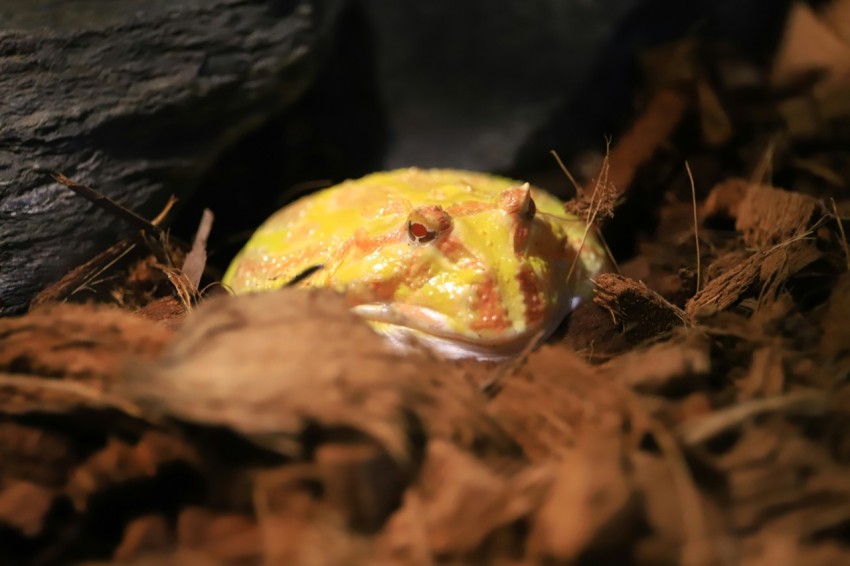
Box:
350 302 552 361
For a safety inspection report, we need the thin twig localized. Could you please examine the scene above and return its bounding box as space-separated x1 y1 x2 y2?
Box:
749 137 777 187
152 195 178 226
550 149 582 195
70 242 137 298
676 391 827 446
685 161 702 293
830 197 850 270
51 172 166 238
563 147 610 288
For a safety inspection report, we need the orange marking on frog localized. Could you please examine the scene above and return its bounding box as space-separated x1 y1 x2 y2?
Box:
517 265 545 326
363 198 409 219
352 225 406 254
469 277 510 332
446 200 495 216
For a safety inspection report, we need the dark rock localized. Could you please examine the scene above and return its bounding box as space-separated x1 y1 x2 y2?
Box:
353 0 790 176
355 0 644 171
0 0 341 315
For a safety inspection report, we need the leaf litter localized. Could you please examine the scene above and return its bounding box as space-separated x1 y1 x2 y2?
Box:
4 5 850 564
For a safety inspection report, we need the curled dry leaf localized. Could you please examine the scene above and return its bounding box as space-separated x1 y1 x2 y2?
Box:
601 332 711 395
0 478 56 537
118 288 433 462
702 178 750 221
820 272 850 364
113 514 171 561
487 346 627 461
528 435 640 563
418 440 529 554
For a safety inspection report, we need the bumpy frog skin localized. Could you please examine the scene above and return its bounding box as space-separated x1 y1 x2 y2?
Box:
223 168 610 360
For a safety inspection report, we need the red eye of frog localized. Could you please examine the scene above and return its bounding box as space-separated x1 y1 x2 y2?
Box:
407 205 452 244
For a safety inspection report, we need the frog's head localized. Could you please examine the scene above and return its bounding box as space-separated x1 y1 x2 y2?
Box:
326 182 600 360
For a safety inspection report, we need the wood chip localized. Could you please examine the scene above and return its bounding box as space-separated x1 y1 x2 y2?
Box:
602 333 711 395
686 240 821 318
528 436 639 562
593 273 690 344
0 479 56 537
702 178 749 221
736 184 818 249
820 272 850 362
771 2 850 88
114 514 171 561
0 302 172 388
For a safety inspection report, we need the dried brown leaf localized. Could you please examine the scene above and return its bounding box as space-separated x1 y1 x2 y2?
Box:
528 435 639 562
114 515 172 561
118 289 438 462
389 440 532 557
820 272 850 363
487 346 626 461
702 178 749 221
601 332 711 395
0 478 56 536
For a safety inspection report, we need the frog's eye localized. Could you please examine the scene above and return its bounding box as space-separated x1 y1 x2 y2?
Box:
407 205 452 244
499 183 536 221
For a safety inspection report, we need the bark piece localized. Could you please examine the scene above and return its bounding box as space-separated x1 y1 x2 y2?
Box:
0 479 56 537
0 302 172 389
487 346 626 462
593 273 690 344
685 241 821 318
114 515 172 561
703 178 749 221
314 438 410 533
390 440 533 557
528 436 640 562
736 184 818 249
177 507 260 560
602 333 711 395
820 273 850 363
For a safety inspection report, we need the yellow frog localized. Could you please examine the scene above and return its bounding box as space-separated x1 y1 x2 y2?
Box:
223 168 609 360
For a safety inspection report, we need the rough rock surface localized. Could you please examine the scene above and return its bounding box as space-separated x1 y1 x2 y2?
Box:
0 0 340 315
